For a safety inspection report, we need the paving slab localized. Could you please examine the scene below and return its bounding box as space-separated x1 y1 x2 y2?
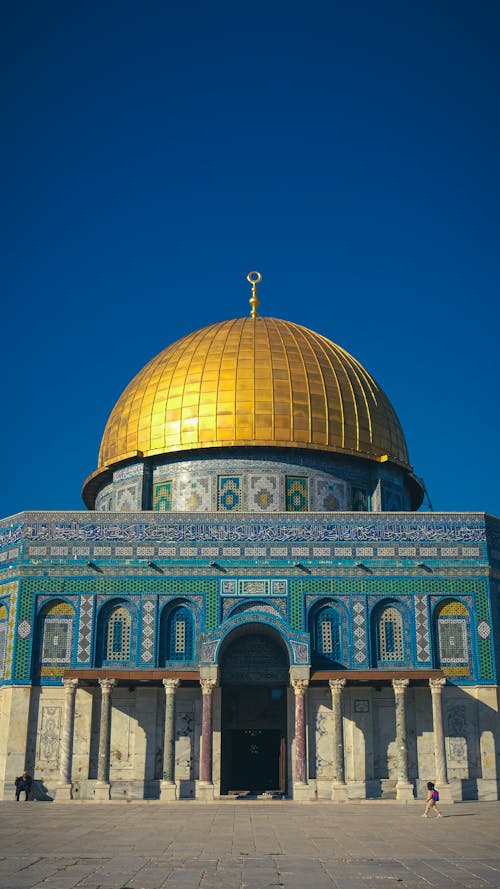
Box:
0 800 500 888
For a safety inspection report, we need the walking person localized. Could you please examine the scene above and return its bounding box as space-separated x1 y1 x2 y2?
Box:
422 781 442 817
15 772 33 801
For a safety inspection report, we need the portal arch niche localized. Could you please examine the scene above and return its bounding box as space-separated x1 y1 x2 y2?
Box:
219 623 290 685
218 624 290 795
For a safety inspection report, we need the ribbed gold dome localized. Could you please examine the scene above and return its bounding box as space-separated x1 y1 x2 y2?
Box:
96 316 410 469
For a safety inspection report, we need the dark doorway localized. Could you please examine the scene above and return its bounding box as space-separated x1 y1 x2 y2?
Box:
219 628 290 796
221 686 286 795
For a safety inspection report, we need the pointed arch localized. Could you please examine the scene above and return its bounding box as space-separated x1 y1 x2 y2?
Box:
433 597 471 675
95 598 136 667
159 599 196 665
33 598 75 678
371 599 407 666
308 599 346 667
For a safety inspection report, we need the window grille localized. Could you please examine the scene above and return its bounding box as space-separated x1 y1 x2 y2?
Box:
175 620 186 654
438 618 468 663
377 606 404 661
41 617 73 664
105 606 131 661
167 606 194 661
321 620 333 654
311 605 341 663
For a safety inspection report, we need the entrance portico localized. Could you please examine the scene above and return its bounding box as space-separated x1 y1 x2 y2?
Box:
52 663 450 803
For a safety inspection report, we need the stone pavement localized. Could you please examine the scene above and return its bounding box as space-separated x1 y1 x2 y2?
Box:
1 799 500 889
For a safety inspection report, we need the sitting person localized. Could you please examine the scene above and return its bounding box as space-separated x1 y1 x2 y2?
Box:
15 772 33 801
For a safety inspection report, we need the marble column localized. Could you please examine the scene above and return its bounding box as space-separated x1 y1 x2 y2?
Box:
291 677 313 799
94 678 116 801
197 677 217 800
429 677 453 801
160 678 180 801
329 678 348 801
54 678 78 802
392 678 414 801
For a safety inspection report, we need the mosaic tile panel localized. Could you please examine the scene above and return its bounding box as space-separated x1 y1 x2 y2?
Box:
205 585 219 631
414 594 430 661
476 584 495 680
177 477 211 511
23 577 216 596
226 600 284 621
314 478 347 511
14 582 34 680
77 595 94 663
115 482 142 512
141 596 156 663
218 476 241 511
291 640 309 664
289 581 303 631
352 597 367 665
2 581 18 680
95 485 113 511
286 477 308 512
249 475 279 511
41 617 73 663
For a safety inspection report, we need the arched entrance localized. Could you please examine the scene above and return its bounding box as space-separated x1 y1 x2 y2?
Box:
219 625 289 796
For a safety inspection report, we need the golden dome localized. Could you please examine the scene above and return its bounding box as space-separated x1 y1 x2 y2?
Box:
96 316 410 470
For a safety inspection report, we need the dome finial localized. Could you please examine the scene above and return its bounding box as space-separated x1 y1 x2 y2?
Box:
247 271 262 318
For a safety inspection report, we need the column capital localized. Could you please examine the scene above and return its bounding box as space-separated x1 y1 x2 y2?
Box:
429 677 447 692
392 678 410 693
63 678 79 692
98 677 117 693
329 678 347 693
200 677 218 695
291 678 309 696
163 678 181 693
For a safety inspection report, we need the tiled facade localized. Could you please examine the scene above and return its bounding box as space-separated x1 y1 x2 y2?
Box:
0 508 498 803
91 451 413 514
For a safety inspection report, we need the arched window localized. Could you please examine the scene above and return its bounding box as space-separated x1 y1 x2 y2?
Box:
434 599 470 674
0 604 8 680
35 600 75 678
104 604 132 662
161 604 195 663
375 604 405 663
309 603 343 666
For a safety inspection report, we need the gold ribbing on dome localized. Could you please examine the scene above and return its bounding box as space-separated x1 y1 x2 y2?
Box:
94 316 411 473
247 271 262 317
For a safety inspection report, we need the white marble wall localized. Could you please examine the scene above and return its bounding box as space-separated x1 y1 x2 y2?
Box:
0 682 498 801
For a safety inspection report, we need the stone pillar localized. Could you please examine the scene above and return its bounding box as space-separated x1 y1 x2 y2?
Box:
94 678 116 801
291 675 314 800
329 678 348 801
54 678 78 801
160 678 180 801
392 678 414 801
197 676 217 800
429 677 454 802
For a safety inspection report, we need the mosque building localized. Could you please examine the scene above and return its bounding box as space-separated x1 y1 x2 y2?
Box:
0 272 499 803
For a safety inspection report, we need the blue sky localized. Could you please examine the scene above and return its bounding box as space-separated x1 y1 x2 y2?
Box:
2 1 499 517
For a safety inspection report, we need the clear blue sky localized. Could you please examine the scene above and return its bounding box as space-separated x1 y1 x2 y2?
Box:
2 1 499 517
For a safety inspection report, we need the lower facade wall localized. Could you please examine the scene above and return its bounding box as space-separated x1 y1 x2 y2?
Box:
308 685 500 801
0 683 498 801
